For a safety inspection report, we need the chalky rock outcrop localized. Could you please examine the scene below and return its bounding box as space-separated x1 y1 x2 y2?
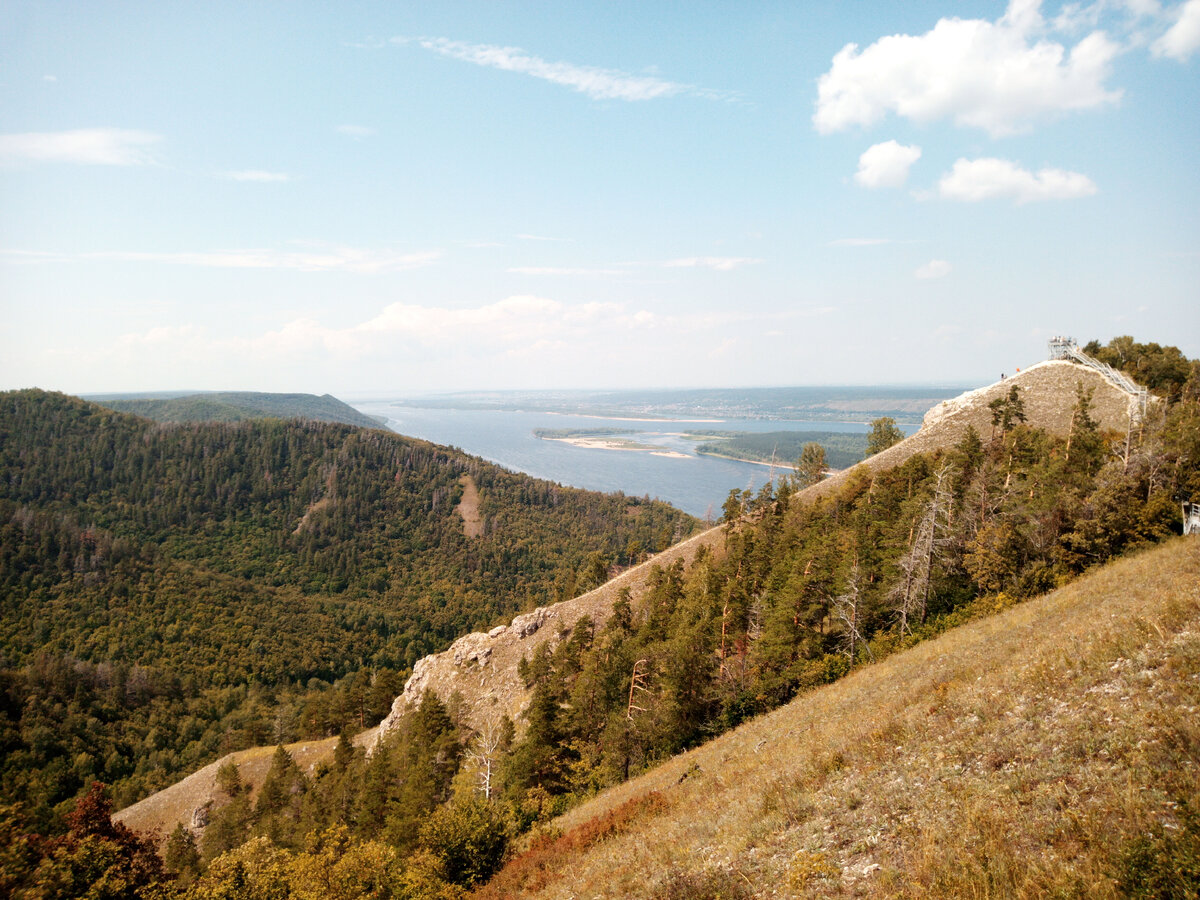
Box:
372 526 724 748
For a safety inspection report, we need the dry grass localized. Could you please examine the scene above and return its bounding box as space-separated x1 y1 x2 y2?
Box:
492 537 1200 898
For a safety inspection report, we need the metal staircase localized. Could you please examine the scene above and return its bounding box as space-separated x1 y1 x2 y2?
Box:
1047 336 1150 423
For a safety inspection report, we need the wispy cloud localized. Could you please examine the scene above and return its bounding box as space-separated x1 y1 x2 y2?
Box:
507 256 766 277
0 128 162 166
662 256 764 271
2 245 442 274
508 266 626 277
826 237 901 247
937 157 1098 203
336 124 376 139
516 233 571 242
219 170 291 182
397 36 735 102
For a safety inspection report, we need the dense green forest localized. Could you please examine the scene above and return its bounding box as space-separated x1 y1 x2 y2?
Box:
691 428 870 469
94 391 384 429
2 337 1198 899
0 390 695 826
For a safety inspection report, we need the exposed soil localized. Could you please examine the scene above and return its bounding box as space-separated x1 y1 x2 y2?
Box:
456 473 485 538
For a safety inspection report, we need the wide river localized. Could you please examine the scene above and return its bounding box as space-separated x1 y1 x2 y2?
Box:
350 401 923 519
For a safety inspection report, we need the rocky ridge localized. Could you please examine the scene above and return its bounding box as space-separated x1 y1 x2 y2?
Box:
376 356 1145 745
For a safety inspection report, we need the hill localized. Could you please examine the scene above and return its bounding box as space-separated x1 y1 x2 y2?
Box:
93 390 383 429
367 355 1161 743
0 390 695 824
480 536 1200 898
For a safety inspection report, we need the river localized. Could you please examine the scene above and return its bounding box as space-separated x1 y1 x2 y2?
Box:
349 400 935 518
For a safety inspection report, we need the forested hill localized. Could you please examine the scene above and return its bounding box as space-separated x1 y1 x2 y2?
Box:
92 390 383 429
0 389 696 825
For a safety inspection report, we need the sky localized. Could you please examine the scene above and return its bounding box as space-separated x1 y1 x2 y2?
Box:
1 0 1197 395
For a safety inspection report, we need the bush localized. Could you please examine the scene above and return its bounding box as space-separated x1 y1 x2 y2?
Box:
417 796 509 888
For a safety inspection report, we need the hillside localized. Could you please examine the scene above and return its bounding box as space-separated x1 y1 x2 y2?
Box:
0 389 696 823
480 536 1200 898
102 346 1198 864
368 357 1156 741
93 390 383 429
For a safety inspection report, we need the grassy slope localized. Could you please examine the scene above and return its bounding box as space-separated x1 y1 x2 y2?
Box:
481 537 1200 899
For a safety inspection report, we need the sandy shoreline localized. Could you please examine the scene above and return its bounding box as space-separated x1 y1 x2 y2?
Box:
541 435 690 459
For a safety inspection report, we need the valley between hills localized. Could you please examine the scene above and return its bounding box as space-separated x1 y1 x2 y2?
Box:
2 336 1198 898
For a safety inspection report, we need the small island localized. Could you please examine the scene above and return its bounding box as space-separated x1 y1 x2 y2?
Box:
533 428 690 458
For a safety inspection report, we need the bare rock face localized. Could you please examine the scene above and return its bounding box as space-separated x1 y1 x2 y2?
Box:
191 802 211 830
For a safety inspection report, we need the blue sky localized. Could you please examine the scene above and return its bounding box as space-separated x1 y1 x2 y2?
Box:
2 0 1197 395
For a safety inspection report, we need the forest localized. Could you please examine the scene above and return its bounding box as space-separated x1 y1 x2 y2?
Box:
94 391 384 429
0 390 695 827
2 336 1198 899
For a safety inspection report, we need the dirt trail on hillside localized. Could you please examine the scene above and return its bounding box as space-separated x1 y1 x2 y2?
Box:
456 474 484 538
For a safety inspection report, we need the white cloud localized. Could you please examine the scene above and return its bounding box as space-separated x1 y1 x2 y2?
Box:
0 128 162 165
813 1 1122 136
916 259 953 279
336 124 375 138
854 140 922 188
1154 0 1200 58
400 36 734 102
661 256 763 271
42 75 57 83
937 157 1098 203
219 170 291 182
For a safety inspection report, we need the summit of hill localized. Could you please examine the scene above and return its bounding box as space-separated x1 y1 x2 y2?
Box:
91 390 384 430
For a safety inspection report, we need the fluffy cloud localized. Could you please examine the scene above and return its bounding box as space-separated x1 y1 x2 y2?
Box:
0 128 161 165
400 36 734 102
937 157 1098 203
814 1 1122 136
915 259 953 279
854 140 922 188
1154 0 1200 58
